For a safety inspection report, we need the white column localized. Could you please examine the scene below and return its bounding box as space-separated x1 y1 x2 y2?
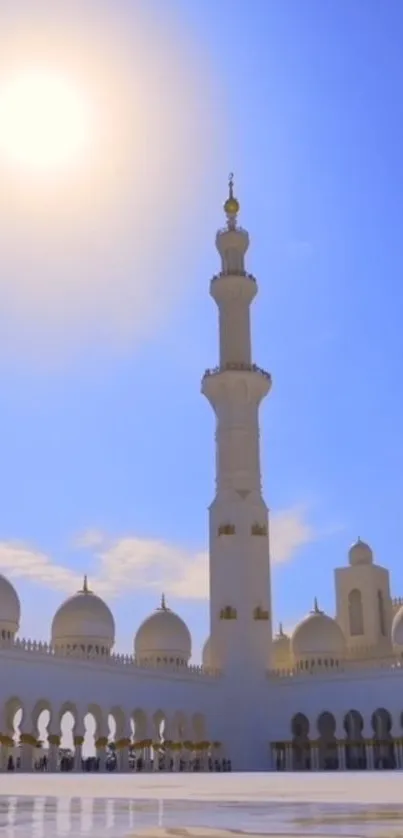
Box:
337 743 346 771
365 742 374 770
310 745 319 771
285 743 293 771
73 735 84 772
48 732 61 772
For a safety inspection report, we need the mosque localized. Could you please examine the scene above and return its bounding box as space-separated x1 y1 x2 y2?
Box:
1 178 403 774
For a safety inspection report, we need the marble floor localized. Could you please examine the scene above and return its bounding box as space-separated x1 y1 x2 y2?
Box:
1 773 403 838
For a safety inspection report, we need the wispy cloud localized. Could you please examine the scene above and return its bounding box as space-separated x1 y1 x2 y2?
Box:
0 506 316 601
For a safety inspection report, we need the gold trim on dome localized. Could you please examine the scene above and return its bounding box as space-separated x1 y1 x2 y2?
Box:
218 523 235 536
253 606 269 621
251 522 267 536
219 606 237 620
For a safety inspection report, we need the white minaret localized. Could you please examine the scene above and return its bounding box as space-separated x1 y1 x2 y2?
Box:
202 175 273 676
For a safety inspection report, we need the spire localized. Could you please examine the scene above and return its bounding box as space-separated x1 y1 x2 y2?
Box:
159 593 168 611
312 597 322 614
78 575 92 594
278 621 284 635
223 172 240 229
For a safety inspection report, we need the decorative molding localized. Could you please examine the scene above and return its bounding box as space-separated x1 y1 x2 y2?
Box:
218 523 235 536
253 606 269 621
251 522 267 536
219 606 237 620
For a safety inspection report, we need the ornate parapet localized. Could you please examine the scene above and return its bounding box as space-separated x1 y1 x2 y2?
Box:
0 634 221 679
219 606 237 620
268 654 403 681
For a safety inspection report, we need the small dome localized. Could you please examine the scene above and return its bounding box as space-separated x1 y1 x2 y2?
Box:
135 594 191 666
272 623 291 668
348 538 373 567
0 574 20 637
291 599 345 661
392 605 403 648
51 577 115 654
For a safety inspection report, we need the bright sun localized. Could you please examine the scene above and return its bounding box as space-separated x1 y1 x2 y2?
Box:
0 68 93 176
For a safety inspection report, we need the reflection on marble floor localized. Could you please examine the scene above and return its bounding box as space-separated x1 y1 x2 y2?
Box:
1 796 403 838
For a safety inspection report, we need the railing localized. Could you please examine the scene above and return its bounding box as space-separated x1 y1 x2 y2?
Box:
203 362 271 380
211 271 256 283
0 636 221 679
216 225 248 236
269 651 403 681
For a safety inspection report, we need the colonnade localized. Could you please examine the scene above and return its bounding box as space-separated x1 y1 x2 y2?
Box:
0 697 223 774
271 707 403 771
271 736 403 771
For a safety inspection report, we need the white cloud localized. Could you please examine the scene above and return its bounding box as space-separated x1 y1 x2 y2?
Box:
73 528 106 550
0 507 316 601
270 506 316 564
0 543 81 592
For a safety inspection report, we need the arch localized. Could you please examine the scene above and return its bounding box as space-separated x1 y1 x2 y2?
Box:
108 705 126 743
31 699 53 752
291 713 310 771
171 710 188 741
83 703 105 762
371 707 394 769
348 589 364 636
343 709 365 770
57 701 79 762
316 711 337 770
57 701 78 729
131 708 148 741
31 698 53 732
152 708 166 742
377 590 386 637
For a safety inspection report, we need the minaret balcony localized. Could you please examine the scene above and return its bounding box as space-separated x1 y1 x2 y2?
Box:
201 363 272 404
210 272 257 303
203 362 271 380
212 271 256 283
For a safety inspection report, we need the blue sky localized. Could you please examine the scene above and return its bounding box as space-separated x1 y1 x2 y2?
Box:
0 0 402 661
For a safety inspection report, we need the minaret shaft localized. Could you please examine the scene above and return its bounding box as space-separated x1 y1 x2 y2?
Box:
202 177 273 674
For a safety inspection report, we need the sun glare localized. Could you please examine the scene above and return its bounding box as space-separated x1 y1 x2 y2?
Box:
0 68 93 175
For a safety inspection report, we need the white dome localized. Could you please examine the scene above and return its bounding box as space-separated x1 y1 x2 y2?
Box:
135 595 191 665
51 577 115 654
392 605 403 648
291 599 345 661
0 574 20 637
272 624 291 668
348 538 373 567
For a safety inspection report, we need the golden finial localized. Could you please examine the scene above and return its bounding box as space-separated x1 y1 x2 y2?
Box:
223 172 240 220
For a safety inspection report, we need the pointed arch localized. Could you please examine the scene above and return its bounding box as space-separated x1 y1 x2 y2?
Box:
348 588 364 636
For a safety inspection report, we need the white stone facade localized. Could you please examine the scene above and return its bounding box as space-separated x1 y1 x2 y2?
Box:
1 178 403 773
